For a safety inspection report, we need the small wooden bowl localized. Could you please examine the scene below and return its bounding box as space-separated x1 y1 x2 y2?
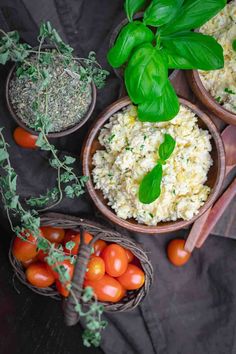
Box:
5 45 97 138
82 97 226 234
186 70 236 126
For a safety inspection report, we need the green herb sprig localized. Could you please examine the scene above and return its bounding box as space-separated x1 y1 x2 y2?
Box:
108 0 226 122
139 133 175 204
0 128 107 347
0 22 109 210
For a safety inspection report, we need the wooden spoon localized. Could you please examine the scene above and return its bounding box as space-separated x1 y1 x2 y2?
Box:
184 125 236 252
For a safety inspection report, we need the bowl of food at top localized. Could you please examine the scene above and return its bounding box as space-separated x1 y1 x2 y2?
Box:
186 0 236 125
82 97 225 234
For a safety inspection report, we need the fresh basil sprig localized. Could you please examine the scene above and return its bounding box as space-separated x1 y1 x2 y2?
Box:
139 133 176 204
108 0 226 122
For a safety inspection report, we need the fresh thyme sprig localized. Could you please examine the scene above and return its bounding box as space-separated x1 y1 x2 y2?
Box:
0 22 109 210
0 128 107 347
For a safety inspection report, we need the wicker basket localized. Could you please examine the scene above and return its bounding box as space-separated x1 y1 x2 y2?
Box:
9 212 153 326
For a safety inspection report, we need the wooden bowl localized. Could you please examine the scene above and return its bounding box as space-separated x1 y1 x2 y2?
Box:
5 45 97 138
186 69 236 126
82 97 226 234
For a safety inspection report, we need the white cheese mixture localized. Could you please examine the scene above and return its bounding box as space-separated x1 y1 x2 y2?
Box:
199 1 236 113
92 105 212 225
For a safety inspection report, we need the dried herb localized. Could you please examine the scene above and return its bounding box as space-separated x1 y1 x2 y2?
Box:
0 22 109 210
108 0 225 122
139 133 175 204
0 128 107 347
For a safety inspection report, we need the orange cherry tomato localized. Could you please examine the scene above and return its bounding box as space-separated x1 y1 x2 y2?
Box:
53 260 74 297
101 244 128 277
125 248 134 263
116 284 127 302
48 259 74 280
13 127 38 149
12 232 39 262
167 239 191 266
93 239 107 256
26 262 55 288
21 256 38 268
84 274 123 303
85 256 105 281
40 226 65 243
117 264 145 290
64 232 93 255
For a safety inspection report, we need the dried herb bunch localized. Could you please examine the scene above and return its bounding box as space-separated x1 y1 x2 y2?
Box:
0 128 107 347
0 21 109 210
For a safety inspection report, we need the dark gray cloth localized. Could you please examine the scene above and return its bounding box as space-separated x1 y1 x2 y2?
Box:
0 1 236 354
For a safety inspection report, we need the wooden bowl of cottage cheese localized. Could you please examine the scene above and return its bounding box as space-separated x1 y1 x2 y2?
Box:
186 0 236 125
82 97 225 234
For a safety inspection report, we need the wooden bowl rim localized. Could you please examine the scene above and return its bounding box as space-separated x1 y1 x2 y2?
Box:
82 97 226 234
187 69 236 125
5 45 97 138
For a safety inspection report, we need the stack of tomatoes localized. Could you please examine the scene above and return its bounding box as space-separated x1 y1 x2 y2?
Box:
12 227 145 303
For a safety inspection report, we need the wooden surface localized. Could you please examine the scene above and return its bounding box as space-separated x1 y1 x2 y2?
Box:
173 71 236 239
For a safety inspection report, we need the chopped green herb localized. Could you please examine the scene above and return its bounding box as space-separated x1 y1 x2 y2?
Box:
108 134 115 143
140 144 145 150
149 213 154 218
224 88 235 95
216 96 221 103
232 39 236 52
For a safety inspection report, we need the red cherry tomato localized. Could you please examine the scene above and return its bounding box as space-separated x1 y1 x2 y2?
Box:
21 256 38 268
13 127 38 149
167 239 191 266
63 229 77 245
117 264 145 290
38 249 47 262
125 248 134 263
26 262 55 288
116 284 127 302
101 244 128 277
84 275 123 303
64 232 93 255
85 256 105 281
93 240 107 256
48 259 74 280
40 226 65 243
55 279 70 297
12 232 39 262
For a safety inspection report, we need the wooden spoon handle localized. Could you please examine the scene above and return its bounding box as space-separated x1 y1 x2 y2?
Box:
184 208 211 253
196 177 236 248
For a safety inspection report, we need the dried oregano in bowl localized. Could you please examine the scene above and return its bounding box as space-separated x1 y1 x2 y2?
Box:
2 22 109 137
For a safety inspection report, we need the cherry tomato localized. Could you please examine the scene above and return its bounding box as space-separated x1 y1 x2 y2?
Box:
56 279 70 297
85 256 105 281
117 264 145 290
40 226 65 243
101 244 128 277
93 239 107 256
125 248 134 263
26 262 55 288
167 239 191 266
84 274 123 303
38 249 47 262
64 232 93 255
21 256 38 268
12 232 39 262
13 127 38 149
63 229 77 245
116 284 127 302
48 259 74 280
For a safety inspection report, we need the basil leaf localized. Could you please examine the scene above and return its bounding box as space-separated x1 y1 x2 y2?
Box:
159 134 176 161
144 0 184 27
162 47 196 69
137 80 179 121
161 0 226 35
125 44 168 104
107 21 154 68
161 32 224 70
139 163 163 204
125 0 147 22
